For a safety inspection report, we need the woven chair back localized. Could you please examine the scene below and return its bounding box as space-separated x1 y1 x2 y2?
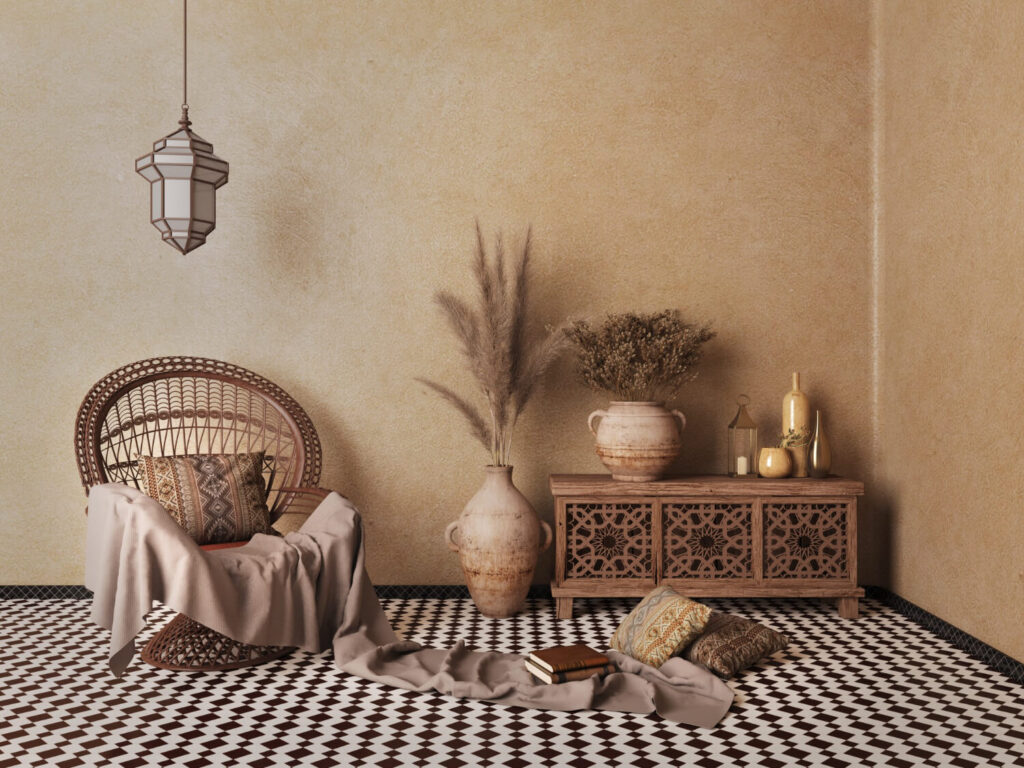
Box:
75 356 322 520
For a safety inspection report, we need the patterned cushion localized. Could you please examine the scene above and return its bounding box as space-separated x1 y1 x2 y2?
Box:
610 585 712 668
136 453 271 545
684 612 789 677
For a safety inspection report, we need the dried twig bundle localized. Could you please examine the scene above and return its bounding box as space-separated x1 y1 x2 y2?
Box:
419 223 568 466
566 310 714 402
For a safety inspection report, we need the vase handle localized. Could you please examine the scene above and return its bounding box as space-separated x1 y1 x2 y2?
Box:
587 410 607 436
671 409 687 434
539 520 552 553
444 520 460 552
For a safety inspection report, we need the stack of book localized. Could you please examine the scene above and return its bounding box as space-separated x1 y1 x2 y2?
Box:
525 644 616 684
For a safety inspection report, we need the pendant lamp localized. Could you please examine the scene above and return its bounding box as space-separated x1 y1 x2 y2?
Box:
136 0 228 254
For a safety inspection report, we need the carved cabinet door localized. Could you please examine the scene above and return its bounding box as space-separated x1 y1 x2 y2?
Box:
661 500 756 584
762 499 856 583
561 499 655 585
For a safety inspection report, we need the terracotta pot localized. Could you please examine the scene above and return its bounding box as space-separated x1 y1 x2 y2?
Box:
758 447 792 478
587 401 686 482
444 466 552 618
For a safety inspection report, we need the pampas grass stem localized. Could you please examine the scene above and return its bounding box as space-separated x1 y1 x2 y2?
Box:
420 223 565 466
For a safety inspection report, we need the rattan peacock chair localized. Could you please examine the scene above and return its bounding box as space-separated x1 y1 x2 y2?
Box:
75 355 331 671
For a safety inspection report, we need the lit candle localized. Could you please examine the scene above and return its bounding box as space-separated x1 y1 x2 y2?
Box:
736 456 748 476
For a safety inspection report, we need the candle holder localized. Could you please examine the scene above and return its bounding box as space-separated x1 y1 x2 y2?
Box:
727 395 758 477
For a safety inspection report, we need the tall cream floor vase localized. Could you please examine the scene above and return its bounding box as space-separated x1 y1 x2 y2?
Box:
445 466 552 617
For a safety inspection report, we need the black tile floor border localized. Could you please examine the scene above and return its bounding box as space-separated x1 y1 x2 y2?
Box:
0 584 553 601
373 584 553 600
4 583 1020 683
864 585 1023 685
0 585 92 600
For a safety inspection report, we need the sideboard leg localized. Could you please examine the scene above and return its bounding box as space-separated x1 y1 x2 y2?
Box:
555 597 573 619
837 597 859 619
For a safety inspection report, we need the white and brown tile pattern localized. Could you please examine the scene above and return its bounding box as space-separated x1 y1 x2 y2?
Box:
0 594 1021 767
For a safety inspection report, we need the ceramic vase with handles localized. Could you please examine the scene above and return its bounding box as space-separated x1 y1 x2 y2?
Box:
444 465 552 618
587 401 686 482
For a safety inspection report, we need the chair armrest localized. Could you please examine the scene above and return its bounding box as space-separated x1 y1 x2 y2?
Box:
201 540 249 551
271 486 336 534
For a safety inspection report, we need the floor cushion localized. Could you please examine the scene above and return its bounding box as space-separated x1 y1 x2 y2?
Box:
684 611 789 677
610 585 712 668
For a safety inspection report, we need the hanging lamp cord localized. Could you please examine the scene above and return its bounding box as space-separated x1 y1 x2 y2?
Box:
180 0 190 127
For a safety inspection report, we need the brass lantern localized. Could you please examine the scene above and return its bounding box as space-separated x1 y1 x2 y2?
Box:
727 395 758 477
135 0 228 254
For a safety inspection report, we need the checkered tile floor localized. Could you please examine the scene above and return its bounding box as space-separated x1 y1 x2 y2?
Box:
1 596 1021 767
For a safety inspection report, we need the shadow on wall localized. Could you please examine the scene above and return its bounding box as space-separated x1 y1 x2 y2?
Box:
861 483 894 589
252 150 332 293
808 390 867 480
297 398 366 509
670 340 736 476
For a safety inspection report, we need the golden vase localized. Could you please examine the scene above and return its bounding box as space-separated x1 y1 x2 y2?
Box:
809 410 832 478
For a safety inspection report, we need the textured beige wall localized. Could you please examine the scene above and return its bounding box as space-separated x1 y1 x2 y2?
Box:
878 1 1024 661
0 2 873 587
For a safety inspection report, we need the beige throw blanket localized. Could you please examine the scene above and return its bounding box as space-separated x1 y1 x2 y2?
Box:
85 484 733 727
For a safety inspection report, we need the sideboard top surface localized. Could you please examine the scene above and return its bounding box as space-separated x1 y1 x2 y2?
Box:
549 474 864 497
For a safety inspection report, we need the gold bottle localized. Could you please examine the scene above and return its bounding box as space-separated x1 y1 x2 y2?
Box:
808 409 832 478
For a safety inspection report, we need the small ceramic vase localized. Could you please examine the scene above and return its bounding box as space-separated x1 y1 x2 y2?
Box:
758 447 792 478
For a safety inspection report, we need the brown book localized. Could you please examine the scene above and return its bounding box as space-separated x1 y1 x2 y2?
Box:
525 659 616 684
527 644 609 673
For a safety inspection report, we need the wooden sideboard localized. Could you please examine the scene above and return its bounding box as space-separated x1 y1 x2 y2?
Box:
549 474 865 619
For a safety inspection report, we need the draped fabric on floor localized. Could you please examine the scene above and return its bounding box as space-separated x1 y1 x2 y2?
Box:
85 485 733 727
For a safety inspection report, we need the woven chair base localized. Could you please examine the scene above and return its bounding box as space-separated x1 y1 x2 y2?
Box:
140 613 295 671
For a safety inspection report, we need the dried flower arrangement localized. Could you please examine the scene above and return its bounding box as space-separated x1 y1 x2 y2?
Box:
418 224 567 466
566 310 715 402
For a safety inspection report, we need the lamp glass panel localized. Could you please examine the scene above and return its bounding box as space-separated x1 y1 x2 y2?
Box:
163 179 192 218
150 182 163 219
193 166 224 184
192 182 215 222
158 162 194 180
137 163 161 182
